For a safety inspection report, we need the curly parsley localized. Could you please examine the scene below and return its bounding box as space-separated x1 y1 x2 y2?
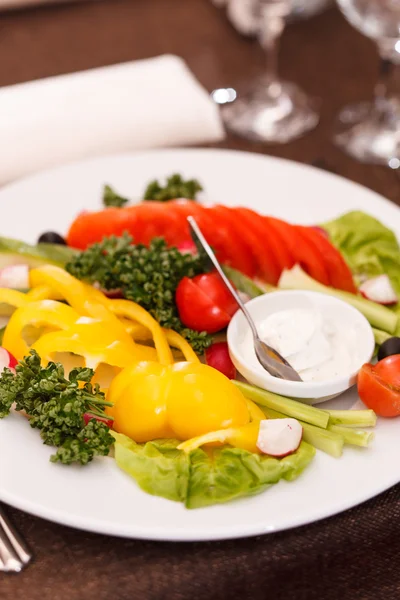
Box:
102 184 129 208
0 351 114 465
66 234 212 354
144 173 203 202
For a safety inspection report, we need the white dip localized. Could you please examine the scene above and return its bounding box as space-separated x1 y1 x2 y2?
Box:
254 308 362 382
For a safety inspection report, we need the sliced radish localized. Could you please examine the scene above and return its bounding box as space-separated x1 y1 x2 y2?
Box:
256 418 303 457
359 275 398 306
0 347 18 373
205 342 237 379
83 413 113 429
0 265 30 290
177 240 197 256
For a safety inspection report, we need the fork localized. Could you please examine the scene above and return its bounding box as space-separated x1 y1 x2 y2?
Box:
0 504 32 572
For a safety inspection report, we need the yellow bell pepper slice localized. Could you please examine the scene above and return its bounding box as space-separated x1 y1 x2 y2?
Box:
32 319 139 370
30 266 90 314
26 285 63 302
108 299 173 366
0 289 29 310
163 329 199 363
177 421 261 454
245 398 267 422
3 300 80 360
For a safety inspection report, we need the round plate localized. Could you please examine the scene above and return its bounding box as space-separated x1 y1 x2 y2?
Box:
0 149 399 541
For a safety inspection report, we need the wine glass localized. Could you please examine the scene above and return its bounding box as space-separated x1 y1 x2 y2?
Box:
335 0 400 165
220 0 319 143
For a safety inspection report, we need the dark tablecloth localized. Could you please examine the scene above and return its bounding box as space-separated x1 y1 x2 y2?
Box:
0 1 399 599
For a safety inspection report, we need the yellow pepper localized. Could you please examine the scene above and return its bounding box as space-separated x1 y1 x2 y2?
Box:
3 300 80 360
107 361 250 443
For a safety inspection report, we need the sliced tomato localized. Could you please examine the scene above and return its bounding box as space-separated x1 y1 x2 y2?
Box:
233 208 281 284
175 272 238 334
358 361 400 417
67 208 139 249
262 217 294 271
298 226 356 293
267 220 330 286
210 206 258 277
170 201 253 275
124 202 187 246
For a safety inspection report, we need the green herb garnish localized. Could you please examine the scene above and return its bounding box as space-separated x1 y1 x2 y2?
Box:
103 184 129 208
144 173 203 202
66 234 212 354
0 350 114 465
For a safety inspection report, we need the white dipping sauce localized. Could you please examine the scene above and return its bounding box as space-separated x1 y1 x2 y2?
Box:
254 308 363 382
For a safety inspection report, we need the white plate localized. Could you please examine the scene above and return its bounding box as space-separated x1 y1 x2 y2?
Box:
0 149 399 542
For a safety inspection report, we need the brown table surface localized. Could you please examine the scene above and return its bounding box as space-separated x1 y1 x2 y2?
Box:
1 1 400 599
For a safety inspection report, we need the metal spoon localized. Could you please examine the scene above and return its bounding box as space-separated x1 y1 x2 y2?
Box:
187 216 302 382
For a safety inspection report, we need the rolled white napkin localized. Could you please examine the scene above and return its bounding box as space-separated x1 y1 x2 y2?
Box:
0 55 225 185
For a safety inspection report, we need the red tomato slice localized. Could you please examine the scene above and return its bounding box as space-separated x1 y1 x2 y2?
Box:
263 217 294 271
374 355 400 388
67 208 139 249
233 208 281 284
171 201 253 275
210 206 258 278
297 226 356 293
176 273 237 334
126 202 189 246
358 362 400 417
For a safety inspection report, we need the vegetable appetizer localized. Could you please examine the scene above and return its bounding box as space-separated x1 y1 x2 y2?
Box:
0 173 399 509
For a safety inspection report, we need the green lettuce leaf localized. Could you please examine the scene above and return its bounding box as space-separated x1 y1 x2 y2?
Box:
112 432 315 509
112 433 189 502
324 211 400 318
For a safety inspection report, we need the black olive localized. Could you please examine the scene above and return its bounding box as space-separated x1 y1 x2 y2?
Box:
377 337 400 361
38 232 66 245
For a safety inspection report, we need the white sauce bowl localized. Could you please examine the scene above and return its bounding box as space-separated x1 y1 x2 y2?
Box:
227 290 375 404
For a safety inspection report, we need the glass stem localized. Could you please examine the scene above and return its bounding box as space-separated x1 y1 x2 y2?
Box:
258 5 287 86
373 57 399 124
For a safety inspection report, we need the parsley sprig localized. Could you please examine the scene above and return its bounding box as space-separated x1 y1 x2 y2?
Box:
0 351 114 465
144 173 203 202
102 184 129 208
66 234 212 354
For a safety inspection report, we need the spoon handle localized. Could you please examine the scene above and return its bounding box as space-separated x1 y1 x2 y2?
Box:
187 216 259 339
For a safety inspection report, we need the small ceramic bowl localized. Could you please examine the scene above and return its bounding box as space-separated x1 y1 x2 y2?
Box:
227 290 375 404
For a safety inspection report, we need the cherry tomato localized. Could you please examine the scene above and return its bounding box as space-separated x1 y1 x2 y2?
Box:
374 355 400 388
205 342 237 379
175 272 238 334
358 359 400 417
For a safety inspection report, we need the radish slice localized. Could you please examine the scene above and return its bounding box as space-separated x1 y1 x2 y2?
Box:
0 347 18 373
205 342 237 379
256 418 303 457
359 275 398 306
83 413 113 429
0 265 30 289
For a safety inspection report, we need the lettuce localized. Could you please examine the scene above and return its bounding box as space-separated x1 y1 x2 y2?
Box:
324 211 400 307
112 432 315 509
